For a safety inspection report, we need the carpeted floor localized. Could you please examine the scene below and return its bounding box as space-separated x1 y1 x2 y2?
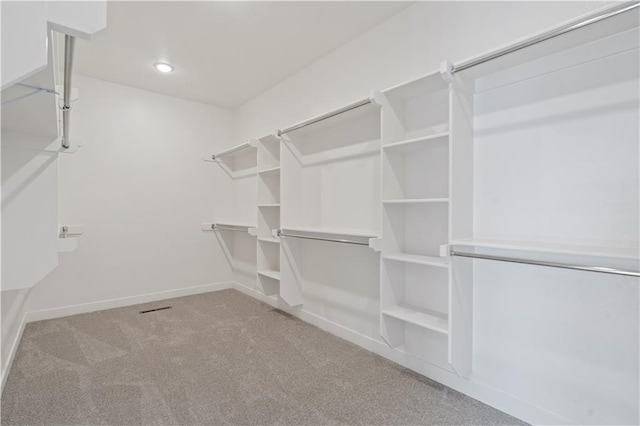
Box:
1 289 525 425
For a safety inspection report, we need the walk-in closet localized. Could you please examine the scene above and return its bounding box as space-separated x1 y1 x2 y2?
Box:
1 2 638 425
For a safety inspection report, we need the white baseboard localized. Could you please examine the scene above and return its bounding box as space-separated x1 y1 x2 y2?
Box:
1 311 28 394
25 281 234 323
230 281 570 425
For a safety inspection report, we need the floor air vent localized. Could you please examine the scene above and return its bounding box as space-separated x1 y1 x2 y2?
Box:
139 306 172 314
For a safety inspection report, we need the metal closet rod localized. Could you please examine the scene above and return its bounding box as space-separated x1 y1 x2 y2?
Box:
277 229 370 246
452 1 640 74
211 142 252 160
450 250 640 278
62 35 76 149
277 97 372 136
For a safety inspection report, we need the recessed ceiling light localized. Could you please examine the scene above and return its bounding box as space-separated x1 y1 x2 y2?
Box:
154 62 174 73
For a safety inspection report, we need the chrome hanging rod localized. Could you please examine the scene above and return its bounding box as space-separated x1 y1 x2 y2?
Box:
277 97 372 137
450 250 640 278
277 229 371 246
62 35 76 149
452 1 640 74
211 142 252 160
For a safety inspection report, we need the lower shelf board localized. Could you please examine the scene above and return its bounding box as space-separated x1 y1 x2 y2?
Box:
383 252 449 268
382 306 449 335
258 269 281 281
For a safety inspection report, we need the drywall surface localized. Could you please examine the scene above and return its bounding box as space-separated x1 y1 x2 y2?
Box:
471 39 639 425
233 1 606 142
25 76 234 312
231 2 634 425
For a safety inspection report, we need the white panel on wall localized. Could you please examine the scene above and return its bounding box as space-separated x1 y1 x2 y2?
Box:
1 29 60 292
467 23 639 426
473 262 639 425
46 1 107 39
1 1 47 89
473 39 639 250
1 1 106 90
1 153 59 291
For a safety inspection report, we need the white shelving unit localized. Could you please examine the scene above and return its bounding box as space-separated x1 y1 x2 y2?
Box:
379 69 472 376
255 135 282 301
209 8 640 424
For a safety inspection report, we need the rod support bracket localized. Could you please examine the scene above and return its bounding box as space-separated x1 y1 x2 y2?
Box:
440 60 454 82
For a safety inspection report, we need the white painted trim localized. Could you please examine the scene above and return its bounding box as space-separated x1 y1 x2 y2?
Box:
0 311 28 394
230 281 572 425
25 282 234 323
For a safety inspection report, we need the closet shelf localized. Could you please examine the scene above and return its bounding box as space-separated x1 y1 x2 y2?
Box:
383 253 449 268
450 239 639 260
258 237 280 244
383 198 449 204
382 306 449 335
382 132 449 151
258 269 281 281
277 97 379 137
258 166 280 175
212 223 257 235
382 70 449 102
206 141 256 161
258 204 280 208
278 227 380 247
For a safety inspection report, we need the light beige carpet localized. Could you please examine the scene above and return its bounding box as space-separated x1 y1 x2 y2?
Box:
1 289 525 425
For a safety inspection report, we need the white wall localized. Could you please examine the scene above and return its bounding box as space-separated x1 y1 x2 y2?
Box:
231 2 636 425
25 75 235 313
233 1 609 141
470 31 639 425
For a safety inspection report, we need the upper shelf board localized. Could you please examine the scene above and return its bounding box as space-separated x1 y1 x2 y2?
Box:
382 70 449 103
383 132 449 152
203 141 257 162
202 222 257 236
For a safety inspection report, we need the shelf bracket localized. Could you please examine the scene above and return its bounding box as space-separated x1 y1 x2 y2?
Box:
369 237 383 252
440 60 454 83
58 225 84 253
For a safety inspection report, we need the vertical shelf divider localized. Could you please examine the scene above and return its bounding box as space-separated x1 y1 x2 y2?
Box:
255 134 283 301
447 63 474 377
379 66 472 375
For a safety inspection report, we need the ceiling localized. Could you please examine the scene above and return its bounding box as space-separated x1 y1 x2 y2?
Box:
74 1 412 109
